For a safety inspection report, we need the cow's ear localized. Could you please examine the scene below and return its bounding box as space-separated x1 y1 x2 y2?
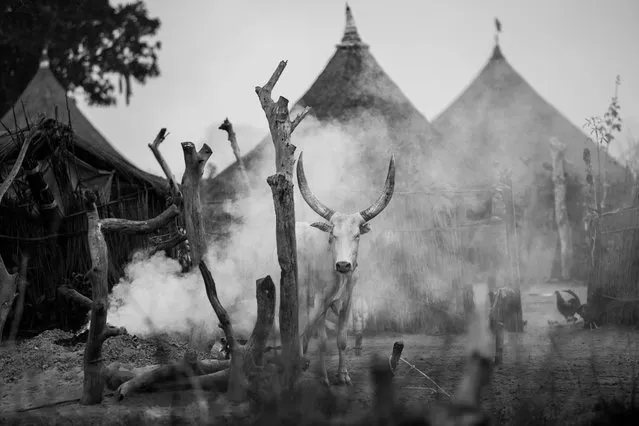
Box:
360 222 371 234
311 222 333 233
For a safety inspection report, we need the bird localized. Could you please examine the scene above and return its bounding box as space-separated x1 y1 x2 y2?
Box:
554 289 583 323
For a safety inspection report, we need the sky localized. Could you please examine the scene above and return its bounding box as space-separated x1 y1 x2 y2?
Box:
77 0 639 180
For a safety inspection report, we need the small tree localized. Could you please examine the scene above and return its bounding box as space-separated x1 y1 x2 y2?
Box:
583 75 623 213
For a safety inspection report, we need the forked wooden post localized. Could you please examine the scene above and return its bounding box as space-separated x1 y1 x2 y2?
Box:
80 191 180 404
180 142 212 267
255 60 311 390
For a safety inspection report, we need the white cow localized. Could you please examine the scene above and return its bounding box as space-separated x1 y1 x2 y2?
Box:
295 152 395 386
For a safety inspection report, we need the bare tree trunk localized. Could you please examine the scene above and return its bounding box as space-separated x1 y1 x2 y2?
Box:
80 191 180 405
181 142 212 267
549 137 572 280
255 60 310 391
219 118 250 193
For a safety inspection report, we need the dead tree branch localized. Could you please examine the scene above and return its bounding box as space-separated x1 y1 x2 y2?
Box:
80 190 179 405
255 60 310 390
57 286 92 310
100 204 181 234
219 117 250 192
148 128 181 200
148 231 188 256
198 262 234 348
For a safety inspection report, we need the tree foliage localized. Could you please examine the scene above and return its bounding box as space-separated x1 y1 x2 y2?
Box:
0 0 161 116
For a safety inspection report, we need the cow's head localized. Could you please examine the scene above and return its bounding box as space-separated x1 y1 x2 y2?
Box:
297 152 395 275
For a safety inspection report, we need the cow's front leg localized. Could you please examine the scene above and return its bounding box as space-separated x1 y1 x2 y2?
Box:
317 318 330 387
336 297 353 386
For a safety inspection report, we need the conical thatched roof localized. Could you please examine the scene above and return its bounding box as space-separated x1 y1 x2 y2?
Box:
433 43 628 190
210 5 441 201
0 53 166 191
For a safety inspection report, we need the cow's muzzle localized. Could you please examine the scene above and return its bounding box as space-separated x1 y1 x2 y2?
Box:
335 261 352 274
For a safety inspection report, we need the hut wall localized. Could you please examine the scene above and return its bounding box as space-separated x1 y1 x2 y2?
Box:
587 204 639 326
0 187 167 336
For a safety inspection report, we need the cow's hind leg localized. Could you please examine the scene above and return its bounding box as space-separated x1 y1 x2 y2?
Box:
336 297 353 386
317 318 330 387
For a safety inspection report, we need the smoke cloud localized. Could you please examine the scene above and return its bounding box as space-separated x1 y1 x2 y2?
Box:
105 101 577 340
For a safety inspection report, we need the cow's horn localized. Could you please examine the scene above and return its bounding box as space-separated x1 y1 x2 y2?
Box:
296 152 335 221
359 155 396 222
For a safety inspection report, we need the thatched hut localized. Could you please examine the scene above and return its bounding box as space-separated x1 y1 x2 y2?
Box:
0 55 169 336
432 40 634 283
207 5 506 332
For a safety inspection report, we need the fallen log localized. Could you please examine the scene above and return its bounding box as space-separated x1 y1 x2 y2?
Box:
113 351 231 399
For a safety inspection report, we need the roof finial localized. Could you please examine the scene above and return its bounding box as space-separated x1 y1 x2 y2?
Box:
491 18 504 60
39 44 50 69
337 3 368 48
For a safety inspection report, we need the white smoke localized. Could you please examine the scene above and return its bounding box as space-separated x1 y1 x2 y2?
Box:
103 102 544 340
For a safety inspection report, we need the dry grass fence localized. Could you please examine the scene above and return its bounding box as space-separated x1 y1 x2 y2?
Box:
588 205 639 326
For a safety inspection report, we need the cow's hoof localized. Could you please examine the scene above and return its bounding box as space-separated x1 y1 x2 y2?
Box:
336 371 352 386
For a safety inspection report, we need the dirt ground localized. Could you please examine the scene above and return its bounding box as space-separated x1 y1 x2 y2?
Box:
1 281 638 425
